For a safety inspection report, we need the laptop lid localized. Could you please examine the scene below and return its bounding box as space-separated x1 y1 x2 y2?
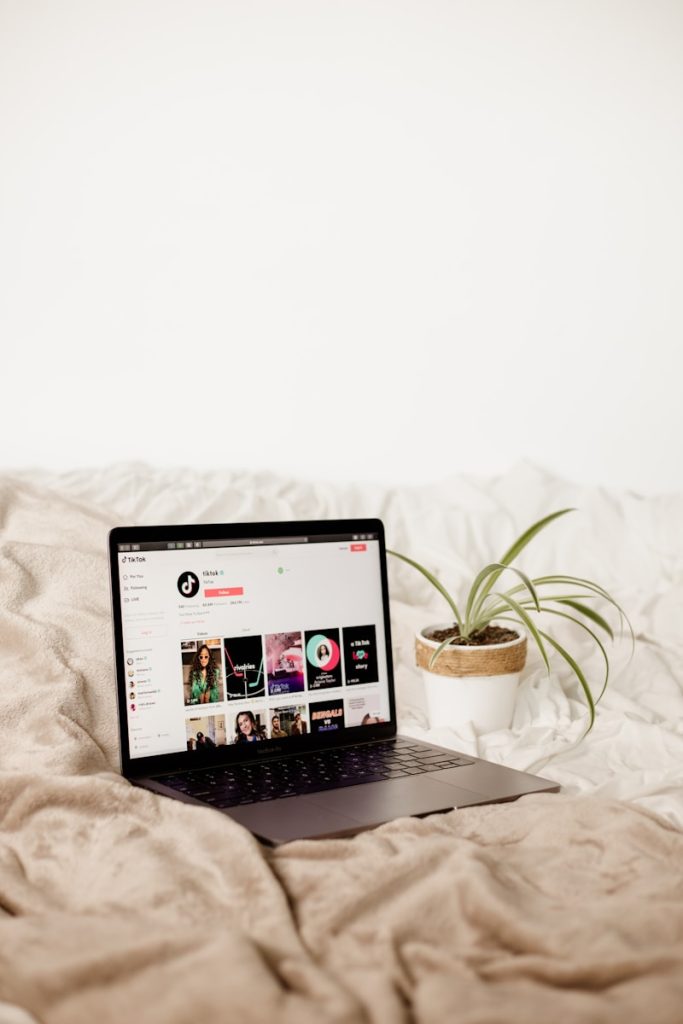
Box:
109 518 397 779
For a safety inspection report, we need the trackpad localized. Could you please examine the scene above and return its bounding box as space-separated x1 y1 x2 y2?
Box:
307 775 486 825
226 798 364 843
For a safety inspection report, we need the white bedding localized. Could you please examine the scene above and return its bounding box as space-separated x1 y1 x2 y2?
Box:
7 459 683 823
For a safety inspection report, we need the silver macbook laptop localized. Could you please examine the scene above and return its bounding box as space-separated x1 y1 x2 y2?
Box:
109 518 558 844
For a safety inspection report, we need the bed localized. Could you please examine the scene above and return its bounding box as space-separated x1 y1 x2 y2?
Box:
1 462 682 1023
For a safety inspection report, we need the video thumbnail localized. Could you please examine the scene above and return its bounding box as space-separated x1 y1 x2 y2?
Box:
232 709 267 744
180 638 224 706
346 692 386 727
269 705 308 738
309 699 345 735
305 628 342 690
266 632 305 696
224 635 265 700
342 625 378 685
186 714 227 750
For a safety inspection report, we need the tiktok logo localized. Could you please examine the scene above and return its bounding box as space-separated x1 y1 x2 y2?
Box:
177 571 200 598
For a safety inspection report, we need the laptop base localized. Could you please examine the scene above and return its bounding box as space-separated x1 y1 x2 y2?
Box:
137 736 559 845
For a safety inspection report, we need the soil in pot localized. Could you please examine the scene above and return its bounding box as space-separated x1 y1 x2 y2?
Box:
425 624 519 647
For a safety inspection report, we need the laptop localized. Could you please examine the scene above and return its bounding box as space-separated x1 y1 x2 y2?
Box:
109 518 558 845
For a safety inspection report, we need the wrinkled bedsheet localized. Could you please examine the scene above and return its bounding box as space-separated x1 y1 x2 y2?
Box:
1 462 682 1023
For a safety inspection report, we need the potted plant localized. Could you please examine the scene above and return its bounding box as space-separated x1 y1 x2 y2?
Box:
389 509 631 734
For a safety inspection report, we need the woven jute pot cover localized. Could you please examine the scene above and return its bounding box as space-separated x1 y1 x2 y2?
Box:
416 627 527 678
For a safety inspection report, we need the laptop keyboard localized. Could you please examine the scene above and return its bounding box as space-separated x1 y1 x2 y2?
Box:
160 739 475 810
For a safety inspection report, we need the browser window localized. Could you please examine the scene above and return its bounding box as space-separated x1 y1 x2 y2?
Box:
117 533 391 759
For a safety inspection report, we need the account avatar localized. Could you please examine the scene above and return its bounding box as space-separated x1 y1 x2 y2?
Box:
316 642 330 666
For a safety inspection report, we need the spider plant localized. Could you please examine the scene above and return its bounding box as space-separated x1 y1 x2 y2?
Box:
389 509 632 731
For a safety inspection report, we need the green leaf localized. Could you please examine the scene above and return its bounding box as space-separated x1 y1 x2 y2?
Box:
490 592 550 674
533 575 633 652
503 582 602 601
538 607 610 703
538 629 596 733
473 509 576 617
498 509 576 565
496 592 614 641
477 597 593 637
387 549 462 629
428 633 459 669
555 599 614 641
465 563 541 634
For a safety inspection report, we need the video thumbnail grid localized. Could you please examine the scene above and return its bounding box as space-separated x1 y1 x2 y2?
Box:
180 625 384 750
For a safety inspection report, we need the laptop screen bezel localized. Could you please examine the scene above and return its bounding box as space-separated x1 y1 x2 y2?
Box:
109 517 397 779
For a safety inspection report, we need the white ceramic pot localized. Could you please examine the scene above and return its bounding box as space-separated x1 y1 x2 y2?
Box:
416 623 527 733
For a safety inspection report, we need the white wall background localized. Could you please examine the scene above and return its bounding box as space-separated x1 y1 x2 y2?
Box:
1 0 681 493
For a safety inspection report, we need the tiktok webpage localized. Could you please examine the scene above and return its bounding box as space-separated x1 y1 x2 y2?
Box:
119 537 391 759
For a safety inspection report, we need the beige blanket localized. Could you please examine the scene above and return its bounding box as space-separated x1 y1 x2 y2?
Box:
1 783 682 1023
1 470 682 1023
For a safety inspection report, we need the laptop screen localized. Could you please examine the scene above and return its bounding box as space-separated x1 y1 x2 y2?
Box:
109 520 395 773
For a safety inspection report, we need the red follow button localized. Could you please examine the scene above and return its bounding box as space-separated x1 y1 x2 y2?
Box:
204 586 244 598
350 544 367 552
